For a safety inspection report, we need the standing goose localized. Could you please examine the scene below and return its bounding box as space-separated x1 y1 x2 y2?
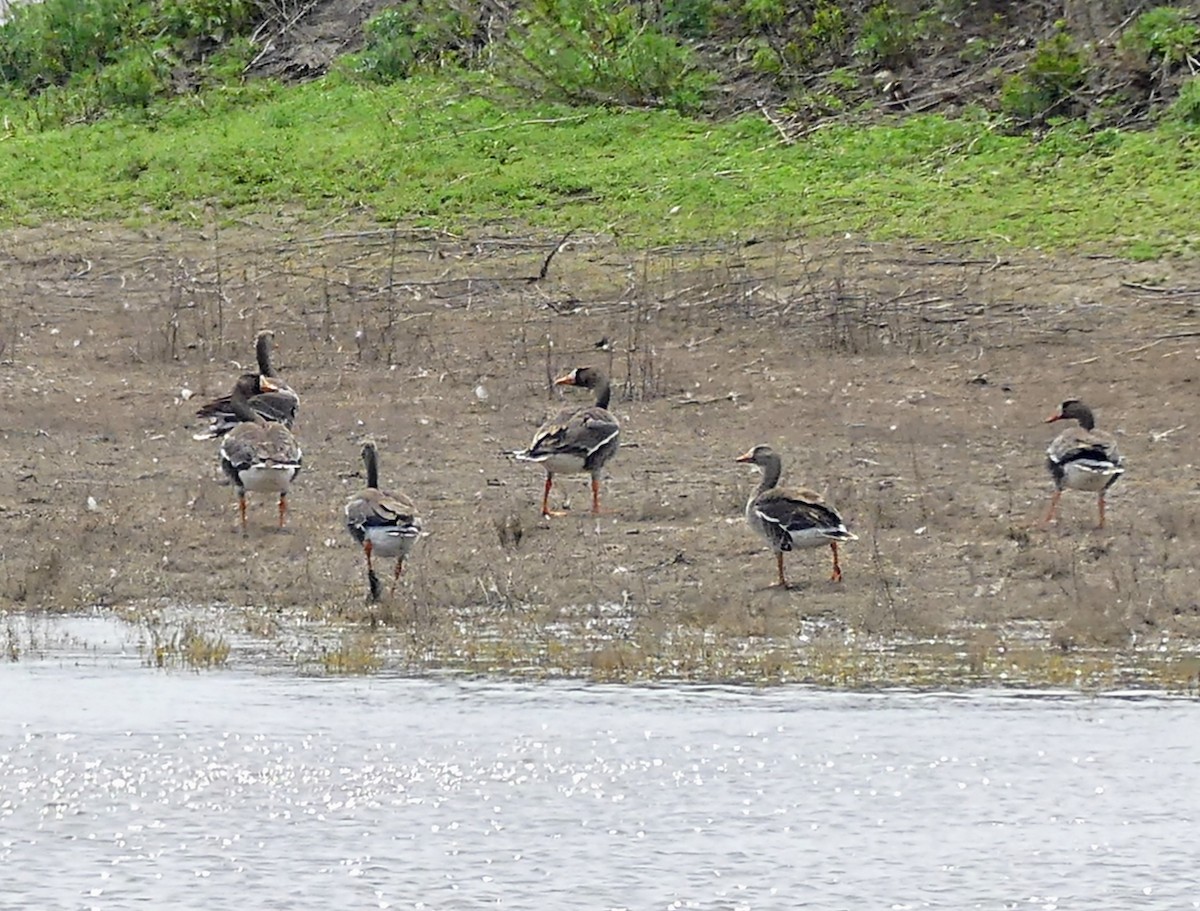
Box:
736 444 858 587
194 330 300 440
219 373 303 534
1042 399 1124 528
345 440 423 602
514 366 620 518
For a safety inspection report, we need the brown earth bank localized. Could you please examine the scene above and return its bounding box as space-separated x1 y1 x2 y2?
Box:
2 219 1200 688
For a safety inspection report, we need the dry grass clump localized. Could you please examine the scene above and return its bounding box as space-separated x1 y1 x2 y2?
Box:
319 632 383 675
143 622 231 670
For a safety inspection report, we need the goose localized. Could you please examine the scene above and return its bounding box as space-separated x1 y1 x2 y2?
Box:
736 444 858 587
1042 399 1124 528
218 373 303 533
514 366 620 518
345 440 422 601
194 330 300 440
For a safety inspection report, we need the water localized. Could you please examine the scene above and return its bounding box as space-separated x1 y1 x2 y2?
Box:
2 616 1199 910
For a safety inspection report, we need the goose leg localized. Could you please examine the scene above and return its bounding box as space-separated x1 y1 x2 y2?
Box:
1098 494 1106 529
829 542 843 583
541 473 567 518
388 558 404 597
362 541 382 601
591 478 602 515
775 551 788 588
238 492 248 534
278 492 287 528
1040 490 1062 527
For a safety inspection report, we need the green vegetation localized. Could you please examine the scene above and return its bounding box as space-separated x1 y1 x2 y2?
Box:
0 73 1196 257
999 31 1088 122
345 0 478 82
0 0 1196 257
1119 6 1200 76
0 0 254 123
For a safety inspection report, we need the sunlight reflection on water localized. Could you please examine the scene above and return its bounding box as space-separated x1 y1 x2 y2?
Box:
1 616 1199 910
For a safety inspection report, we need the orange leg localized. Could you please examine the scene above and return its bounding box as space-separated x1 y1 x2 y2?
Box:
238 492 248 534
830 542 844 582
775 551 788 588
1041 490 1062 527
363 539 374 574
591 478 602 515
389 557 405 597
541 473 567 518
278 492 288 528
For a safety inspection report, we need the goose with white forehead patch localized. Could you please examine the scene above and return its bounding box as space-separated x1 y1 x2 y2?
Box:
736 444 857 588
1041 399 1124 529
514 366 620 518
345 440 422 602
194 329 299 440
219 373 303 534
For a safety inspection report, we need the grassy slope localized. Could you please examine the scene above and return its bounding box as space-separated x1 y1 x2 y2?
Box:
3 74 1198 256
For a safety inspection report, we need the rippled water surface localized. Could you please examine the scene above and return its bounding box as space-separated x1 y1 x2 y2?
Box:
3 617 1199 910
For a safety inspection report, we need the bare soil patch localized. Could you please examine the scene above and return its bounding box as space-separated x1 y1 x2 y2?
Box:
2 220 1200 685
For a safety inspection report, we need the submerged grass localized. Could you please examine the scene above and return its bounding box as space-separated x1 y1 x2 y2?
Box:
153 600 1200 692
1 74 1197 256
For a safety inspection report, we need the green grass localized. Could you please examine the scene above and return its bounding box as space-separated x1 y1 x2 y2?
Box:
2 73 1198 256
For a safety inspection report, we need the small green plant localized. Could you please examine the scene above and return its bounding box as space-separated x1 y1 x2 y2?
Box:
1170 76 1200 125
661 0 715 39
1000 31 1087 122
741 0 788 30
96 47 169 109
1119 7 1200 73
750 43 782 77
854 2 916 68
960 36 993 65
348 1 476 83
738 0 847 79
503 0 713 113
205 36 256 83
161 0 254 46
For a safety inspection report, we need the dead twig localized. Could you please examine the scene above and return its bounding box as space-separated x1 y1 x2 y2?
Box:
1151 424 1185 443
756 101 794 146
530 228 577 284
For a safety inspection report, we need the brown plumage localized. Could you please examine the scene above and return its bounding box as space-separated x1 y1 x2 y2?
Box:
1042 399 1124 528
736 444 857 587
514 366 620 518
194 330 299 440
218 374 302 534
345 440 422 602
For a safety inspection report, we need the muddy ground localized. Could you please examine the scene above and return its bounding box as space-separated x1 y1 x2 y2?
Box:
2 219 1199 683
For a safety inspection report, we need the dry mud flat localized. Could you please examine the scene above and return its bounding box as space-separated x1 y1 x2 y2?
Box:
2 219 1199 686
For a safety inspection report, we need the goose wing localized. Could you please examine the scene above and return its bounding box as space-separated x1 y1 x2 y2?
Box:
219 424 266 472
259 423 302 468
1047 427 1121 467
195 387 299 426
753 487 855 549
347 488 420 532
522 404 620 460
